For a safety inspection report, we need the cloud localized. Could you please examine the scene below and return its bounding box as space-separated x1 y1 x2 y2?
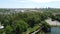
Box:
29 0 60 3
11 0 28 3
11 0 60 3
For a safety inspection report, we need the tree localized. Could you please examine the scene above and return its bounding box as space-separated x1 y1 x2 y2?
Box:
5 25 13 34
14 20 28 34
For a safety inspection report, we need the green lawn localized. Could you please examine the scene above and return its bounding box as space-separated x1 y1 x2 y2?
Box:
23 25 40 34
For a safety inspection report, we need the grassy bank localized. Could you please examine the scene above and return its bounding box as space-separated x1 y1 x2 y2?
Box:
23 25 40 34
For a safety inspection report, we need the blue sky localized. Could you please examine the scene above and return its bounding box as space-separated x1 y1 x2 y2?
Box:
0 0 60 8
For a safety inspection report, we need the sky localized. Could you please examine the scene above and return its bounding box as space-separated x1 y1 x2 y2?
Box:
0 0 60 8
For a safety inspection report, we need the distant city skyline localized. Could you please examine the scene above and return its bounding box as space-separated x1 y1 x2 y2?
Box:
0 0 60 8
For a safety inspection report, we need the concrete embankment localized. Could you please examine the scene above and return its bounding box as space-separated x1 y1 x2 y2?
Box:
45 18 60 26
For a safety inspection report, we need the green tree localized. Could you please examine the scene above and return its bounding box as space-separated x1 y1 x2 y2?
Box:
5 25 13 34
14 20 28 34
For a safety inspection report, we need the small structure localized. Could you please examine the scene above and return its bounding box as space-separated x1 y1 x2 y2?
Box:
0 22 4 29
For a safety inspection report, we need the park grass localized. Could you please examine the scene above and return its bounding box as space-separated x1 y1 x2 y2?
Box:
22 25 40 34
37 31 44 34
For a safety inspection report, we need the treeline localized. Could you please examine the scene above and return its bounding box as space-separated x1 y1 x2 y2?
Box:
51 14 60 22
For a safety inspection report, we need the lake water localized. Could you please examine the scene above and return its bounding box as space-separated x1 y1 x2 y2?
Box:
51 27 60 34
46 27 60 34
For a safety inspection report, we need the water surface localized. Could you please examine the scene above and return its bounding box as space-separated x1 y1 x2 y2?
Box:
47 27 60 34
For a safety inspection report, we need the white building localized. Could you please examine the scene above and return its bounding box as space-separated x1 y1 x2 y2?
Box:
0 26 4 29
0 22 4 29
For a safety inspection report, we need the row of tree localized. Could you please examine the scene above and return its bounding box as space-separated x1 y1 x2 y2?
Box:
51 14 60 22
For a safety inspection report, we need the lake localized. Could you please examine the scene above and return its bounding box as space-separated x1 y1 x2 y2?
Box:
46 27 60 34
51 27 60 34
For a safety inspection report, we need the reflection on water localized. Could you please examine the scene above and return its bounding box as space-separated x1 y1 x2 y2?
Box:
46 27 60 34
